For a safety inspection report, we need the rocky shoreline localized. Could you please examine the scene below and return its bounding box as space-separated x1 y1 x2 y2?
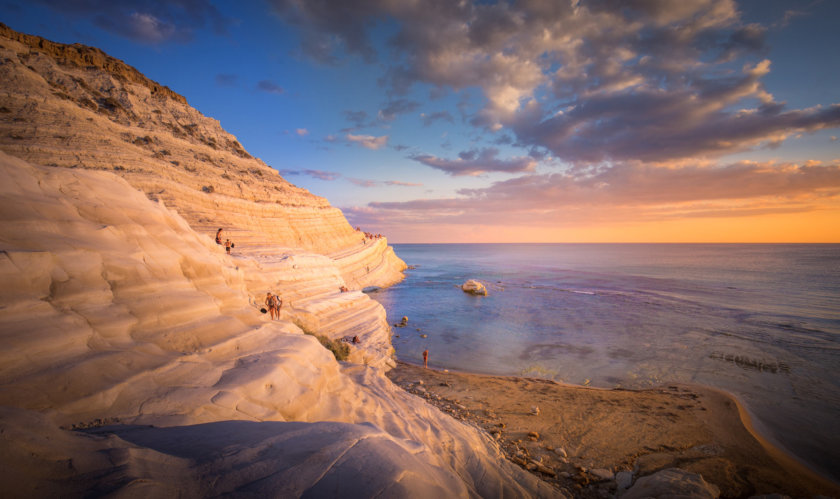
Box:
387 361 840 498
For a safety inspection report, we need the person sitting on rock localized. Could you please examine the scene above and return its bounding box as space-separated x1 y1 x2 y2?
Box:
215 228 223 244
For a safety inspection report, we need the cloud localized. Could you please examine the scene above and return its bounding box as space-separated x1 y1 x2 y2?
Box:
343 110 372 130
344 178 422 188
256 80 284 94
410 148 536 176
348 178 378 188
268 0 379 63
346 133 388 150
279 169 340 181
121 12 178 43
512 63 840 163
422 111 454 127
385 180 422 187
32 0 231 43
215 73 237 87
295 128 309 136
378 99 420 122
351 160 840 228
270 0 840 163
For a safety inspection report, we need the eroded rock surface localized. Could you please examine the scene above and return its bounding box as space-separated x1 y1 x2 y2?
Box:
0 151 554 497
0 24 556 497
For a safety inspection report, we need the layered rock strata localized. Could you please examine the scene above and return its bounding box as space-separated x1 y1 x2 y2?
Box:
0 22 405 290
0 22 405 369
0 151 554 496
0 24 557 496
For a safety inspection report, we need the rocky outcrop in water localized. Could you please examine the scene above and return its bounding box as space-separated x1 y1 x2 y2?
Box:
462 279 488 296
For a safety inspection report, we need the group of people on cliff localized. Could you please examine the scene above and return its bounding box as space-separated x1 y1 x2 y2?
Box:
264 291 282 320
355 227 384 242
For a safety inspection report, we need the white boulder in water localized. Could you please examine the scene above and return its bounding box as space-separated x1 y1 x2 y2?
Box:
462 280 488 296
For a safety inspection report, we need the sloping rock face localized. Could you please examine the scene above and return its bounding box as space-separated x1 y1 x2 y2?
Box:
0 23 405 369
0 24 556 498
0 22 405 289
0 151 555 497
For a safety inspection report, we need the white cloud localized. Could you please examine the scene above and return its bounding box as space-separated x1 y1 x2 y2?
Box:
271 0 840 162
346 133 388 150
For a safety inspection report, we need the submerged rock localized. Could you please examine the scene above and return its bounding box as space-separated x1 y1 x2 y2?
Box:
590 468 614 481
616 470 634 490
623 468 720 499
462 280 488 296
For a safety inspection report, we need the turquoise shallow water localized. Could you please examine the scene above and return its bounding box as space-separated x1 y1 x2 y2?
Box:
367 243 840 482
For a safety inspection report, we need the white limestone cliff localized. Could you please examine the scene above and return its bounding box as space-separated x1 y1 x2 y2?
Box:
0 22 404 289
0 25 558 497
0 151 555 497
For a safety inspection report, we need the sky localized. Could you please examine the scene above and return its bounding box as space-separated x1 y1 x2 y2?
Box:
4 0 840 242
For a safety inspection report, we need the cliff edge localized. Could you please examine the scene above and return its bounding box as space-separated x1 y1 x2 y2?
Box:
0 24 556 497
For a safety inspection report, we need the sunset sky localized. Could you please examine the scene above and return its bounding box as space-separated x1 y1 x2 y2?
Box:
5 0 840 242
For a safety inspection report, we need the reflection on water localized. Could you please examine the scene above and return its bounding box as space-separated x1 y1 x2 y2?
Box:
369 243 840 482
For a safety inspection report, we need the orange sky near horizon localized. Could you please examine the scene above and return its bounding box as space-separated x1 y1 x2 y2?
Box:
385 207 840 244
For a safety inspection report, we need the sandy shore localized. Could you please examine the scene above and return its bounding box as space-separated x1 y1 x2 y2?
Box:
387 361 839 498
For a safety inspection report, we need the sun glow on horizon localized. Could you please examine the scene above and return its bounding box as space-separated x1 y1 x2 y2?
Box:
382 208 840 244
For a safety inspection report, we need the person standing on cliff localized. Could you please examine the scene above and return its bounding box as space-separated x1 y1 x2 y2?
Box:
215 228 223 244
274 293 282 320
225 238 232 254
423 349 429 369
265 292 278 320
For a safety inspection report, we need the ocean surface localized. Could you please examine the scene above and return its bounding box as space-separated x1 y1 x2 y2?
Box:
366 243 840 482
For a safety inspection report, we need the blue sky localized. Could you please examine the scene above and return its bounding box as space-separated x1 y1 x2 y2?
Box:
4 0 840 242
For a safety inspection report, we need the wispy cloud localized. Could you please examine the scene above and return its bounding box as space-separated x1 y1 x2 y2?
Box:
350 179 424 188
348 178 378 188
422 111 454 127
378 99 419 122
343 110 372 131
410 148 536 176
31 0 231 43
385 180 422 187
256 79 284 95
278 169 420 189
215 73 237 87
279 169 340 181
347 133 388 150
295 128 309 136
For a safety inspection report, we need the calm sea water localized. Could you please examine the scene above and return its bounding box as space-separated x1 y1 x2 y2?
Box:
367 244 840 482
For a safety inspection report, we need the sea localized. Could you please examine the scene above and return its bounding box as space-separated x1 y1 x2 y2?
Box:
366 243 840 482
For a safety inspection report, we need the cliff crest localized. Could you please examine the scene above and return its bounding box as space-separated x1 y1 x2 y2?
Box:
0 22 187 105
